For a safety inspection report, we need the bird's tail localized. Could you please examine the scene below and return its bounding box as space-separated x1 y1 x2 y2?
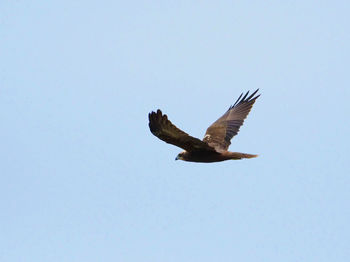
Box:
229 152 258 160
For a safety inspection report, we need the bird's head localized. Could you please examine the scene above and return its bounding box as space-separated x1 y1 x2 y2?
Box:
175 151 187 161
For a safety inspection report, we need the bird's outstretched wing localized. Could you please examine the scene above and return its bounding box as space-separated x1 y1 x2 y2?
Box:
203 89 260 152
149 110 217 153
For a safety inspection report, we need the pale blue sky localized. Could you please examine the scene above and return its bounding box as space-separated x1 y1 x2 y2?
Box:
1 1 349 261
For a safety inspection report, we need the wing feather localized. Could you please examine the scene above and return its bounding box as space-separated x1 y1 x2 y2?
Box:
149 110 217 153
203 89 260 151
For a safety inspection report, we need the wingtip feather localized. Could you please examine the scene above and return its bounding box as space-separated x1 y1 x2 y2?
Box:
230 89 261 110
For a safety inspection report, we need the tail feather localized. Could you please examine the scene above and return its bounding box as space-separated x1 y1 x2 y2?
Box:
229 152 258 160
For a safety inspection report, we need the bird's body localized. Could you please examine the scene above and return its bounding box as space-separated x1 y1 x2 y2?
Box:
176 151 258 163
148 89 260 163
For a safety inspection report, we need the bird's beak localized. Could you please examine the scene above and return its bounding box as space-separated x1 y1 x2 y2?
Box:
175 156 179 161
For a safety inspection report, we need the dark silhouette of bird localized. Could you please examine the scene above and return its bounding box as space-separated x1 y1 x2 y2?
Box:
148 89 260 163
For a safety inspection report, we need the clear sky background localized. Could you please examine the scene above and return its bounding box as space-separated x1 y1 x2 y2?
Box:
1 1 349 261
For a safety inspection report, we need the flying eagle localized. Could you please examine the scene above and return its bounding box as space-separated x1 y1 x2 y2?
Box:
148 89 260 163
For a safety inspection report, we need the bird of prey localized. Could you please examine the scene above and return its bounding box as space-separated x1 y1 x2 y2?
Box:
148 89 260 163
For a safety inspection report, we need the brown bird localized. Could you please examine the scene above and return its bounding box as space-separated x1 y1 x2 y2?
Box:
148 89 260 163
